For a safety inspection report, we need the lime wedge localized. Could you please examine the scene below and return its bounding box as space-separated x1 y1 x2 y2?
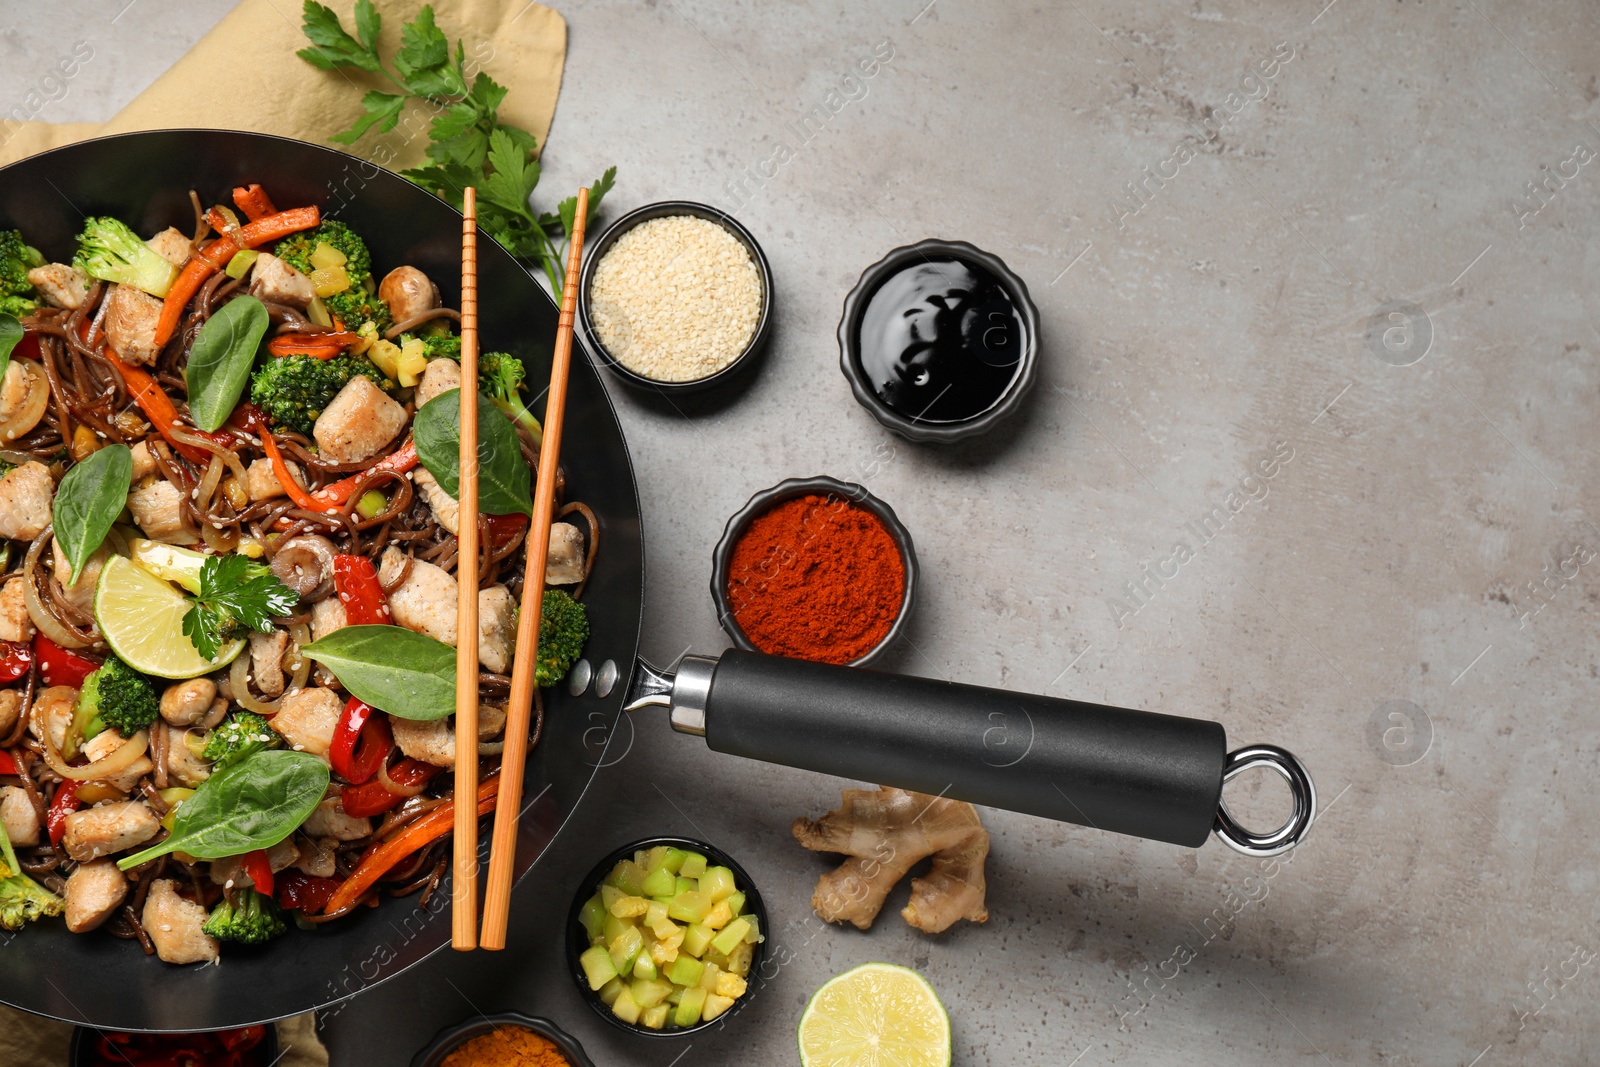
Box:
798 962 951 1067
95 554 243 679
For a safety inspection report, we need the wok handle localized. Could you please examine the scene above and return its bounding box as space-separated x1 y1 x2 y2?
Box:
675 650 1313 853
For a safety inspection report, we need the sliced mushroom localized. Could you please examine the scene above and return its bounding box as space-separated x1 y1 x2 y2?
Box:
378 266 440 325
0 359 48 443
270 534 335 601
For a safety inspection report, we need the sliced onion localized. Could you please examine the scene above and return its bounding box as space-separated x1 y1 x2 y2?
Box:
287 623 312 692
34 702 148 782
0 360 49 443
23 530 92 649
375 748 427 798
230 653 283 717
212 204 244 249
169 424 247 486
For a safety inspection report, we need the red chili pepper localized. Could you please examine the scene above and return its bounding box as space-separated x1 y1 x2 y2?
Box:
338 758 443 819
48 786 83 846
276 870 344 913
0 751 17 775
308 440 419 512
329 697 392 785
33 634 98 689
218 1025 267 1052
485 512 531 551
331 554 393 626
240 848 275 898
0 640 30 684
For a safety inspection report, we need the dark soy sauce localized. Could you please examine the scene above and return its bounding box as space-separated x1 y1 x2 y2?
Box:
854 258 1026 423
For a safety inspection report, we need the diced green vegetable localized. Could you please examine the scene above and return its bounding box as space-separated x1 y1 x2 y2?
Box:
704 899 733 931
674 986 708 1028
661 848 689 874
641 866 677 898
712 918 750 956
597 977 624 1006
667 955 704 989
609 924 643 974
641 1003 669 1030
698 961 722 992
601 911 627 944
579 945 617 991
631 977 674 1009
703 993 735 1022
578 895 606 942
355 490 387 519
632 955 657 981
611 987 642 1025
742 915 761 944
224 249 260 280
700 866 737 903
668 890 711 925
644 845 670 871
678 852 707 879
725 891 746 918
599 884 625 912
645 900 672 935
681 922 714 959
675 877 694 896
607 859 649 896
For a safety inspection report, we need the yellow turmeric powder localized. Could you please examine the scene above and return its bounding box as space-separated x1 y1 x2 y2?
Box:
441 1025 570 1067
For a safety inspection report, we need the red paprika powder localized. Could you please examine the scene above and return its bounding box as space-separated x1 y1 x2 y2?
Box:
726 494 906 664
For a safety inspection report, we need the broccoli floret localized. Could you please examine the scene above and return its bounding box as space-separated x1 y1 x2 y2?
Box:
72 217 179 298
415 331 460 362
0 812 62 931
203 711 282 772
76 655 159 736
250 353 394 436
0 230 43 317
475 351 543 442
202 888 287 945
536 589 589 687
275 222 390 331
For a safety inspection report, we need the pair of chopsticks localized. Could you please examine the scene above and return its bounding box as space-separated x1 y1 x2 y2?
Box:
453 187 591 950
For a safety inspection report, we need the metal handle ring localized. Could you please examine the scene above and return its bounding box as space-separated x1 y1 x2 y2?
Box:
1212 744 1316 857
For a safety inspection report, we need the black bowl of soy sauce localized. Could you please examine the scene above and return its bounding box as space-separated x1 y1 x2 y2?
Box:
838 239 1039 443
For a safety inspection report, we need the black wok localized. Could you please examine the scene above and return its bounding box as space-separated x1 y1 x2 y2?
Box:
0 130 644 1031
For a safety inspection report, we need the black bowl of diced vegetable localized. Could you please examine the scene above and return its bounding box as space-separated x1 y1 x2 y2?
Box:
566 837 768 1038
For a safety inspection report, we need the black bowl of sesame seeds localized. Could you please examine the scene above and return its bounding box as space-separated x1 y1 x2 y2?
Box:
577 201 773 395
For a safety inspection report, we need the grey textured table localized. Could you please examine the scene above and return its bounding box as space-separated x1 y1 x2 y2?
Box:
8 1 1600 1064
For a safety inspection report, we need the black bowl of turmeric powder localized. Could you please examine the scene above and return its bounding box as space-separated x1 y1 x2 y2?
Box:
410 1013 594 1067
712 475 919 667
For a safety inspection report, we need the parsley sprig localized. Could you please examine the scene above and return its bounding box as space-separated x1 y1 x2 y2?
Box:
297 1 616 294
181 556 299 661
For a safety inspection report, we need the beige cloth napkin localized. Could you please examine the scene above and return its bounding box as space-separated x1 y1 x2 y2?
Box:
0 0 569 1060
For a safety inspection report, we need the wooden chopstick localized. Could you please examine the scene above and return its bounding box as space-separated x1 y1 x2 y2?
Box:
452 187 482 951
480 186 590 949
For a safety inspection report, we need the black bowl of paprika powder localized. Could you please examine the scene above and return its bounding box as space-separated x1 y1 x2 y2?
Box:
711 475 918 667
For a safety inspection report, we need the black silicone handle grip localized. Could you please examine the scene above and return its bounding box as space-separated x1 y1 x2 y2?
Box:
702 650 1227 847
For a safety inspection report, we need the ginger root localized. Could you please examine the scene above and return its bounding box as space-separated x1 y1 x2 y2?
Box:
792 786 990 934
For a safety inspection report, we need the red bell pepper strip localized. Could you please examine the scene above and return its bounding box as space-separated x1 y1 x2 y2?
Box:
329 697 392 786
240 848 275 897
485 513 531 551
48 786 83 846
231 185 277 223
331 555 392 625
311 440 418 511
0 640 30 685
338 759 442 819
0 751 17 776
266 332 361 359
33 633 98 689
154 205 320 347
326 775 500 914
276 870 344 913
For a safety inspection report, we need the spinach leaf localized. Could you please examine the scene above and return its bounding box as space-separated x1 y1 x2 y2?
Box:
185 295 269 432
0 314 21 383
52 443 132 584
413 388 533 517
301 624 456 720
116 750 329 870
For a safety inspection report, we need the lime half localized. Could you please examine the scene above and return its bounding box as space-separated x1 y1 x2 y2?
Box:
95 554 244 679
798 962 951 1067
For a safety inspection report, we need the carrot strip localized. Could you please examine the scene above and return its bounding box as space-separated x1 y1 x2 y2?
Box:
232 184 277 222
105 353 214 465
267 333 360 359
324 775 500 915
258 425 321 512
312 440 418 510
155 206 321 347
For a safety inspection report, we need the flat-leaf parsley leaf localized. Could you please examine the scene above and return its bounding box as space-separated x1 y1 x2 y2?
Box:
181 556 299 660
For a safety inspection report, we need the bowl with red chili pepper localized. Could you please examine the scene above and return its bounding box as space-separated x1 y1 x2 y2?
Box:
70 1023 276 1066
710 476 918 667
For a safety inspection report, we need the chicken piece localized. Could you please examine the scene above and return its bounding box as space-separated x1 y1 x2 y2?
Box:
269 687 343 758
129 439 157 483
81 729 155 793
51 536 107 616
64 860 128 933
0 785 40 847
0 359 43 437
165 726 211 788
143 879 219 965
145 227 192 268
546 523 587 586
379 547 457 645
478 704 506 740
247 251 315 309
0 575 34 643
28 685 76 752
305 796 372 841
793 786 990 934
392 716 455 768
245 456 304 502
478 585 516 674
378 266 440 325
0 461 54 541
293 833 338 878
127 480 197 544
415 357 461 409
310 596 347 641
0 691 21 739
159 678 216 728
26 262 90 310
313 376 406 464
413 467 459 536
103 283 164 366
250 629 290 698
62 800 160 863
